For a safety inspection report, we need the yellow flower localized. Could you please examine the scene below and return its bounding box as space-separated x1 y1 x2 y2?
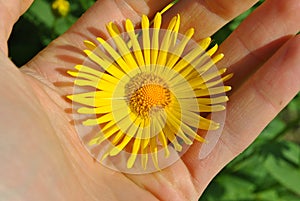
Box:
67 13 232 172
52 0 70 17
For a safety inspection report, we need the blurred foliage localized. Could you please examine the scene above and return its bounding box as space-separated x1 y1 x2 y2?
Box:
8 0 300 200
201 1 300 200
201 94 300 201
8 0 95 66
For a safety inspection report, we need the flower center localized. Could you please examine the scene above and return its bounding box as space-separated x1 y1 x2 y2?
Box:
126 73 171 117
130 84 170 116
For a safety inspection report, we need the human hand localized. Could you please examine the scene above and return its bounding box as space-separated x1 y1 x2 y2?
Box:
1 0 299 200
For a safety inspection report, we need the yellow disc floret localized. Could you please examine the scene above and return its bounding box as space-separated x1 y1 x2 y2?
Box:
126 72 171 117
129 84 171 117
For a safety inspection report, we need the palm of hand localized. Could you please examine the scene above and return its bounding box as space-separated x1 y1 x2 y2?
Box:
2 41 200 201
1 0 300 200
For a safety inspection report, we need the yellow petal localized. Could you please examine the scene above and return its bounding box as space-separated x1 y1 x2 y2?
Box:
67 91 113 107
175 86 231 98
96 37 132 74
191 54 224 76
70 66 120 86
73 78 116 92
200 74 233 89
89 124 120 146
88 132 107 145
102 124 121 140
127 123 143 168
83 40 97 51
84 40 115 64
180 109 220 130
180 122 205 142
141 14 149 29
187 68 227 89
162 126 182 152
83 113 114 126
170 14 180 46
198 37 211 50
78 105 112 114
150 137 160 170
141 144 148 170
106 22 139 69
166 28 194 69
172 44 206 74
165 109 193 144
106 22 121 36
67 71 99 83
141 119 151 148
153 12 162 29
158 131 170 157
84 49 125 79
101 119 117 131
109 135 132 156
197 96 229 105
110 117 142 156
152 113 170 157
100 145 115 162
157 15 177 67
125 19 145 67
127 140 140 168
151 13 162 65
160 0 176 15
206 44 218 56
172 100 226 112
141 15 151 66
111 130 125 145
187 54 224 79
74 64 102 77
112 111 134 133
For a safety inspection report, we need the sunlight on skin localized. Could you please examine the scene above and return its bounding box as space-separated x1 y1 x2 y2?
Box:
0 0 300 200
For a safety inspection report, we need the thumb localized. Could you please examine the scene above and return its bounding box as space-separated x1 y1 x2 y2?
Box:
0 0 33 54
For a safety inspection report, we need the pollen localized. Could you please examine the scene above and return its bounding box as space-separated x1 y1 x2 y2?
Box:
129 84 171 116
126 73 171 117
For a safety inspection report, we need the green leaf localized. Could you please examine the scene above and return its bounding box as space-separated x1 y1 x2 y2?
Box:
53 16 76 35
279 193 300 201
229 9 252 31
255 189 279 201
216 174 256 200
24 0 55 28
79 0 95 11
282 141 300 165
260 117 286 140
264 155 300 195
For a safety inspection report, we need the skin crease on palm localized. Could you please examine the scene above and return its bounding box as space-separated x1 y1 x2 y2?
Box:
0 0 299 200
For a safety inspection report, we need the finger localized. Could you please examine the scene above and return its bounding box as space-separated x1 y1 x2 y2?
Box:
23 0 173 80
182 35 300 194
65 0 173 37
162 0 258 40
218 0 300 88
0 0 33 54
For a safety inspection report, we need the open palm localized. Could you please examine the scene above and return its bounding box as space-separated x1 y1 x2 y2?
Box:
1 0 299 200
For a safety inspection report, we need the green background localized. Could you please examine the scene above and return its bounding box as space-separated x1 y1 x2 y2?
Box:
8 0 300 200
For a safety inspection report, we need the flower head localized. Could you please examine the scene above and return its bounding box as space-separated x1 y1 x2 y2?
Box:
52 0 70 17
67 13 232 173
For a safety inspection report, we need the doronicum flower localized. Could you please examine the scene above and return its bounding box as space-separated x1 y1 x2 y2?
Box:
52 0 70 17
67 13 232 172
